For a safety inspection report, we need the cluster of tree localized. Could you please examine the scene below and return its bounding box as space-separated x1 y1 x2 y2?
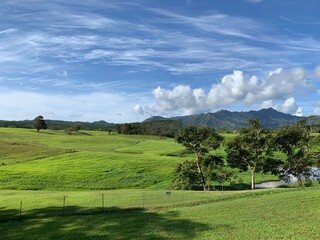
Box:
1 117 183 137
172 120 320 191
116 120 183 138
0 119 115 131
64 124 82 135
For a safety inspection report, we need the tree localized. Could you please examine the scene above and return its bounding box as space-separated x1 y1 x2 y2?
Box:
211 166 239 192
273 124 316 187
201 155 224 191
226 119 276 190
33 116 47 132
171 160 202 190
176 126 223 191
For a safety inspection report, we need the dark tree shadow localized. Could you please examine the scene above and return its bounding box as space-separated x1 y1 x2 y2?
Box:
36 131 55 135
0 206 214 240
214 183 251 191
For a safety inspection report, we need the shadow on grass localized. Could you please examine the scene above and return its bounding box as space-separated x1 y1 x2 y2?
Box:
214 183 251 191
0 206 214 240
36 131 56 135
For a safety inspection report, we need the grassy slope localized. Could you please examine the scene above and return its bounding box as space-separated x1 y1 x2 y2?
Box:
0 188 319 239
0 128 183 190
0 128 278 190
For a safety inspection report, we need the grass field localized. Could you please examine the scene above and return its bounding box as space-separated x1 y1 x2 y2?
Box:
0 188 319 239
0 128 319 239
0 127 278 190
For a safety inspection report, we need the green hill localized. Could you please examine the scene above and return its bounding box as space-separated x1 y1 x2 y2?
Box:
0 127 278 190
0 128 185 190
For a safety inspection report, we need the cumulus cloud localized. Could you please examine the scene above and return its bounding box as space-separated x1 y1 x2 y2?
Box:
138 68 308 116
133 105 144 115
261 97 303 116
314 102 320 115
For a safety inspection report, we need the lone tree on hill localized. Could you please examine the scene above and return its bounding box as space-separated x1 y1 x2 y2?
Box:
176 126 223 191
33 115 47 132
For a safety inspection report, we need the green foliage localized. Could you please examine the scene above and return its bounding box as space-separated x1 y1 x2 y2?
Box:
0 119 115 131
116 120 183 137
226 119 278 189
175 126 224 190
211 166 241 191
64 124 82 135
32 115 47 132
176 126 223 154
200 155 225 190
171 160 201 190
273 124 317 187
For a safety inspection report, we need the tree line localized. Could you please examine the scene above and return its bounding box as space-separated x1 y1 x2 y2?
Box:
172 119 320 191
1 117 184 138
116 120 183 138
0 118 115 131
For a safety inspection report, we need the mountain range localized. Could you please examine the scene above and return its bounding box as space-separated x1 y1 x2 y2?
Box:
144 108 304 130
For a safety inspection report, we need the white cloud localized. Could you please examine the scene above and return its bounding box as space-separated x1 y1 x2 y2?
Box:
280 97 299 114
150 85 198 115
261 98 303 116
314 65 320 79
268 68 282 77
314 102 320 115
0 28 17 35
139 68 309 117
57 71 68 77
133 105 144 115
295 107 304 117
246 0 264 3
262 98 303 116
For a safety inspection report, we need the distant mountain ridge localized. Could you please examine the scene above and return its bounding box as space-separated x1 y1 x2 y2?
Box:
144 108 304 130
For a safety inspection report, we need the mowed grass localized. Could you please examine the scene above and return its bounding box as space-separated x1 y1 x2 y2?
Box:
0 127 279 190
0 188 319 239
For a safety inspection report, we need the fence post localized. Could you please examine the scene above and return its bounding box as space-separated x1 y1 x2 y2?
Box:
102 193 105 212
63 196 66 215
142 191 145 208
20 201 22 218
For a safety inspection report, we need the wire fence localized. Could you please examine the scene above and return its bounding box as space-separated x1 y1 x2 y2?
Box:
1 184 319 221
0 190 218 221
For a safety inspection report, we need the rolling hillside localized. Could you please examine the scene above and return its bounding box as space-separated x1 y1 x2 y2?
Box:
0 128 278 190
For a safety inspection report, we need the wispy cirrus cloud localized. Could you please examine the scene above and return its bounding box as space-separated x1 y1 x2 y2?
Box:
246 0 264 3
1 0 319 85
1 0 320 121
0 28 18 35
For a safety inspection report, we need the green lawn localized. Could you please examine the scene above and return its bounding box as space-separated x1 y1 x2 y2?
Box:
0 188 319 239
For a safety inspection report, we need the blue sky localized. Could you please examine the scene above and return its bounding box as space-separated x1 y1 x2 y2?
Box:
1 0 320 122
